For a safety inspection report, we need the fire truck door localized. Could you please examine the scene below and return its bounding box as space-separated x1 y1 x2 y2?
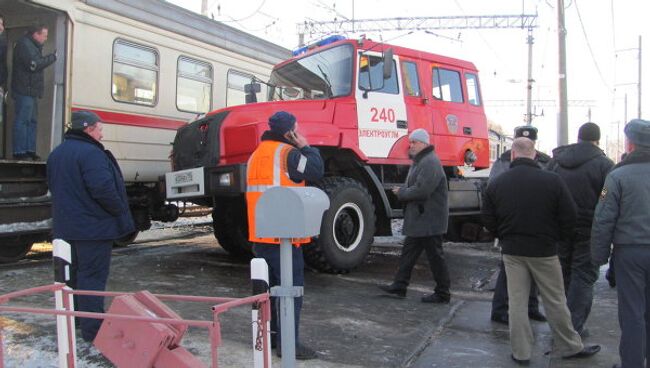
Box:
356 53 407 159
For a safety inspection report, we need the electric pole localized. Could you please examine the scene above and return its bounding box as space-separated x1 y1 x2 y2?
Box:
557 0 569 146
639 35 643 119
526 28 534 125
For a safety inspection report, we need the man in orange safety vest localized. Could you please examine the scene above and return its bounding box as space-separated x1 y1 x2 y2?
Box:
246 111 324 360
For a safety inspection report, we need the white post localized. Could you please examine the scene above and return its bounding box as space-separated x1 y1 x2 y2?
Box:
52 239 76 368
251 258 271 368
278 239 296 368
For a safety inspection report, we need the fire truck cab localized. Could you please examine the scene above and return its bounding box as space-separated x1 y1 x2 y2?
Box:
167 36 489 272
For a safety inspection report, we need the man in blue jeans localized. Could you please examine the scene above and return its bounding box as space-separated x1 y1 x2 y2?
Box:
11 24 56 160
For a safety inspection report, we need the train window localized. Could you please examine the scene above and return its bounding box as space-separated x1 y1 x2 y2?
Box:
177 57 213 113
432 67 463 103
358 54 399 94
112 40 159 106
401 61 421 97
227 70 258 107
465 73 481 106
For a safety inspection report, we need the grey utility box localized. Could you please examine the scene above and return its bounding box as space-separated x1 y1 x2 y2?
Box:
255 186 330 238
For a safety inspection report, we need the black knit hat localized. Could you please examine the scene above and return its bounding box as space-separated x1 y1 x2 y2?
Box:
268 111 296 136
71 110 101 130
514 125 538 141
578 122 601 141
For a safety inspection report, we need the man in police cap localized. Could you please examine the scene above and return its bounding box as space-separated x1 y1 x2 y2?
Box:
489 125 549 324
246 111 323 360
47 110 134 342
592 119 650 368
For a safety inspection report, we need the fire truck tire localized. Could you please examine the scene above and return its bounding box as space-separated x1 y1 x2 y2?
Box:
304 177 376 273
0 235 35 263
212 199 254 259
113 231 139 248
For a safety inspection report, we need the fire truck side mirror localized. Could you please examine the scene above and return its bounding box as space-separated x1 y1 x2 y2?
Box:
382 48 393 80
245 82 261 104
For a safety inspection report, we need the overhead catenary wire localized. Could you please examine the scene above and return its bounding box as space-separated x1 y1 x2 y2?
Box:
212 0 268 23
574 0 610 90
451 0 517 77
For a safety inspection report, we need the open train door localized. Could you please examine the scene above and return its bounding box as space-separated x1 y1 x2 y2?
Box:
0 0 68 262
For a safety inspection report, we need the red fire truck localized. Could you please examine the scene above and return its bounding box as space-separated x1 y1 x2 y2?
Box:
166 36 489 272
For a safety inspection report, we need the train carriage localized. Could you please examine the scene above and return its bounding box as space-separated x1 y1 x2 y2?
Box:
0 0 290 261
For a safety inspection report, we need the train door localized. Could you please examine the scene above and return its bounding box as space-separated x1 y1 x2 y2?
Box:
0 1 67 160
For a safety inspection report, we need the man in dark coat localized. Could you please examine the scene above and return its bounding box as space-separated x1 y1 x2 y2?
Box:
483 137 600 364
548 122 613 335
592 119 650 368
489 125 548 324
11 24 56 161
378 128 451 303
47 110 134 342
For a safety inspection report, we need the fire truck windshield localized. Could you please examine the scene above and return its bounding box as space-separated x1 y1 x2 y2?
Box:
268 44 353 101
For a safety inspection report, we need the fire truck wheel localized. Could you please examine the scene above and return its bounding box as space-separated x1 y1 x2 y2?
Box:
212 198 254 259
304 177 376 273
113 231 139 248
0 235 35 263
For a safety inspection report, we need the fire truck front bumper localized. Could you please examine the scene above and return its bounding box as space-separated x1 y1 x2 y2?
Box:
165 164 247 200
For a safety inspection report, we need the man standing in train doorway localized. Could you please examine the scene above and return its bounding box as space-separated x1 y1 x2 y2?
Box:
11 24 56 161
246 111 324 360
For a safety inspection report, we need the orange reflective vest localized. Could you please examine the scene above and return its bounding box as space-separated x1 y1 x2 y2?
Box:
246 140 310 245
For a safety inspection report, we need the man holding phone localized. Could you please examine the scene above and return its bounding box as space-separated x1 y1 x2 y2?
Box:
246 111 324 360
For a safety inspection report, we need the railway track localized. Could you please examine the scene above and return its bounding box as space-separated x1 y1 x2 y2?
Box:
0 220 213 270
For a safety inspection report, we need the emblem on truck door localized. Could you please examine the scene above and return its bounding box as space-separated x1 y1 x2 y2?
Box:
446 114 459 134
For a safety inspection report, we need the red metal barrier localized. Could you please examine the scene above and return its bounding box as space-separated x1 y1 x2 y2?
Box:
0 283 271 368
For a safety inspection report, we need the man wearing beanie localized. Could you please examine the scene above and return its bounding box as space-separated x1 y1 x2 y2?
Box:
489 125 548 325
592 119 650 368
378 128 451 304
547 122 613 336
47 110 134 342
246 111 323 360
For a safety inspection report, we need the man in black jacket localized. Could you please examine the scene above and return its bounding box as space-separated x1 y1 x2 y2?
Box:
489 125 548 325
11 24 56 161
548 122 613 335
482 137 600 364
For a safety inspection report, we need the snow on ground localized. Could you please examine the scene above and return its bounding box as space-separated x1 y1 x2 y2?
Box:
0 314 107 368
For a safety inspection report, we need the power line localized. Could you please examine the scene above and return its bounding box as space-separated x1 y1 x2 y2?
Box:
574 0 610 90
213 0 267 23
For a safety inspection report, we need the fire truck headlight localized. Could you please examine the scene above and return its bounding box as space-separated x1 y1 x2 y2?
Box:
218 173 232 187
464 150 478 166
